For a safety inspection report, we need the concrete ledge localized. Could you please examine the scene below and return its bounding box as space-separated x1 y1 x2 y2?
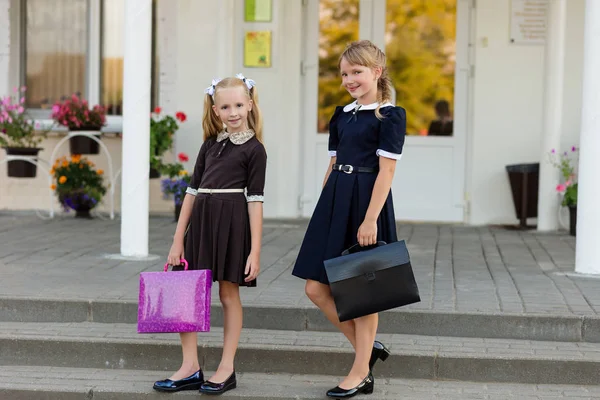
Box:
1 297 598 342
2 326 600 384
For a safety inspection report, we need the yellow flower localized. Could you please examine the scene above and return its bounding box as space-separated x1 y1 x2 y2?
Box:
50 184 56 190
87 161 94 167
97 169 104 175
62 161 68 167
179 170 188 176
71 154 81 163
58 176 67 184
50 168 55 174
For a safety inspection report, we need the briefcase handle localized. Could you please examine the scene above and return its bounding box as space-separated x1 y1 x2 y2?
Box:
163 259 189 271
341 241 387 256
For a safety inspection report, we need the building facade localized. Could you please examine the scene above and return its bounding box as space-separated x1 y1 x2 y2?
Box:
0 0 597 251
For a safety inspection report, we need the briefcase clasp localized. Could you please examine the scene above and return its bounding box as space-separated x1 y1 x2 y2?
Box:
365 272 376 281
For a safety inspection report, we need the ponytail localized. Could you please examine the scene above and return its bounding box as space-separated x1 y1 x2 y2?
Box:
202 93 223 141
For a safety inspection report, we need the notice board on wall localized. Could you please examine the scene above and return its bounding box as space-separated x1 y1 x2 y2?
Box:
510 0 548 45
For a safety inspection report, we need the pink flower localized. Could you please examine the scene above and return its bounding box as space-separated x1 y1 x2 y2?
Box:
12 87 18 93
52 105 60 114
20 97 25 104
20 86 27 92
551 149 556 153
16 106 24 114
571 146 577 152
556 184 566 193
565 180 572 186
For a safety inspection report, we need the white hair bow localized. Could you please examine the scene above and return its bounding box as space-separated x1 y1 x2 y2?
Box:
204 78 222 96
236 73 256 90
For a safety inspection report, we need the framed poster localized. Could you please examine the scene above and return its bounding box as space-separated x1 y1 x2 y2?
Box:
245 0 272 22
510 0 548 45
244 31 271 68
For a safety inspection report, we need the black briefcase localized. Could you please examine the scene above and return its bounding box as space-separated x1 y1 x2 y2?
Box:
323 240 420 322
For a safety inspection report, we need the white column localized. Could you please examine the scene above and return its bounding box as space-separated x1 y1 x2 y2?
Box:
537 0 567 231
0 0 10 97
121 0 152 257
575 0 600 275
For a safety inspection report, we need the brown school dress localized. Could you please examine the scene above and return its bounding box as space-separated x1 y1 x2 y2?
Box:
182 129 267 287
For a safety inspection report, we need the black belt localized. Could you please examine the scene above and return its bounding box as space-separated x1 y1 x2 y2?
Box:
332 164 378 174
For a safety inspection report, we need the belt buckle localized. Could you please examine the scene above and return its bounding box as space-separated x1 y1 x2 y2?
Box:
343 164 353 174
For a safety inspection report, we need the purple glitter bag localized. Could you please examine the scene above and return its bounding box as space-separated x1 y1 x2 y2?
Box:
138 259 212 333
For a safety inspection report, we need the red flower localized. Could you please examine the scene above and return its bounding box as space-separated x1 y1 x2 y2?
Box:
175 112 187 122
178 152 189 162
154 106 162 114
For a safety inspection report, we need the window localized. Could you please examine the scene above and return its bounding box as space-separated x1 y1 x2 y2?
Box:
385 0 457 136
22 0 159 117
24 0 87 109
317 0 359 133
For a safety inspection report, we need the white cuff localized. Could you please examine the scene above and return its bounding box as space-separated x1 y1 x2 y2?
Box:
376 149 402 160
247 195 264 203
328 150 337 157
186 187 198 196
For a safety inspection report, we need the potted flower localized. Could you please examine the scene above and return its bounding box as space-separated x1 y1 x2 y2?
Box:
0 86 47 178
51 154 107 218
160 152 190 221
51 94 106 155
150 107 187 178
550 146 578 236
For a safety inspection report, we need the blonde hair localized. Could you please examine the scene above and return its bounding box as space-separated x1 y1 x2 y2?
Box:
339 40 393 119
202 77 263 142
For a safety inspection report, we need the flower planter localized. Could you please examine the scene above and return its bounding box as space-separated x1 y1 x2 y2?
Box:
149 166 161 179
4 147 42 178
69 130 102 155
568 205 577 236
75 205 93 219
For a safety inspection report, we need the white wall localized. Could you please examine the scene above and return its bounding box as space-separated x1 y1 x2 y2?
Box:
167 0 303 219
469 0 585 225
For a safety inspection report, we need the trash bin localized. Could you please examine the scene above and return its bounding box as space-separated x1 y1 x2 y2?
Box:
505 163 539 229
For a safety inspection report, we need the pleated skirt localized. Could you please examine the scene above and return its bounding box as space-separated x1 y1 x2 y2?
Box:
292 171 398 285
183 192 255 287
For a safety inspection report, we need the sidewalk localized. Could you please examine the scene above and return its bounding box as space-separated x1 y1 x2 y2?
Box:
0 212 594 316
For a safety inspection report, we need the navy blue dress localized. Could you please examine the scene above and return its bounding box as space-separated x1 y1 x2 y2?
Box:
292 103 407 285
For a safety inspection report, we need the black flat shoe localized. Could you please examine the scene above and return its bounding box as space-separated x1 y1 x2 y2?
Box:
326 372 374 398
199 371 236 395
369 340 391 370
153 369 204 392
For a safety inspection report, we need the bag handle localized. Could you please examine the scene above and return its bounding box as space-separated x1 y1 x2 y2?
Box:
163 258 189 272
341 241 387 256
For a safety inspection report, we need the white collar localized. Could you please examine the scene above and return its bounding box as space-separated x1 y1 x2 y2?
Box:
216 129 255 145
343 101 394 112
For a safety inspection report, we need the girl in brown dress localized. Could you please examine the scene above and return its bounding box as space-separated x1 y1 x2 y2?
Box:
153 74 267 395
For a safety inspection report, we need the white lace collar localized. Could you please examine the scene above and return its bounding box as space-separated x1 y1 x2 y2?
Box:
342 101 394 112
216 129 255 145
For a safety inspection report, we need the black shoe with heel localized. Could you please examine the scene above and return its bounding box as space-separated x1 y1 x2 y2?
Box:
326 372 374 398
153 369 204 392
369 340 391 370
199 371 237 395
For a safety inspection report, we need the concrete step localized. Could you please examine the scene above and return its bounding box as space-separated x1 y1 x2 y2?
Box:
2 297 599 342
2 322 600 385
0 366 598 400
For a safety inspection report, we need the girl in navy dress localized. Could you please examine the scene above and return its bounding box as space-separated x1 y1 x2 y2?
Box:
292 40 406 398
153 74 267 395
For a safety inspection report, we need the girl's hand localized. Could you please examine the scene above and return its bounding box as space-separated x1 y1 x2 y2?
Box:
244 252 261 282
167 241 185 267
357 219 377 247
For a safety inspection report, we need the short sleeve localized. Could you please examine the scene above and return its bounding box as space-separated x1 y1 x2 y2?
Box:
377 107 406 160
246 142 267 203
327 106 344 157
185 140 211 196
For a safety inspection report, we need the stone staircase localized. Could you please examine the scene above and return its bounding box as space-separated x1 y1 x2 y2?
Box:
1 298 600 399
